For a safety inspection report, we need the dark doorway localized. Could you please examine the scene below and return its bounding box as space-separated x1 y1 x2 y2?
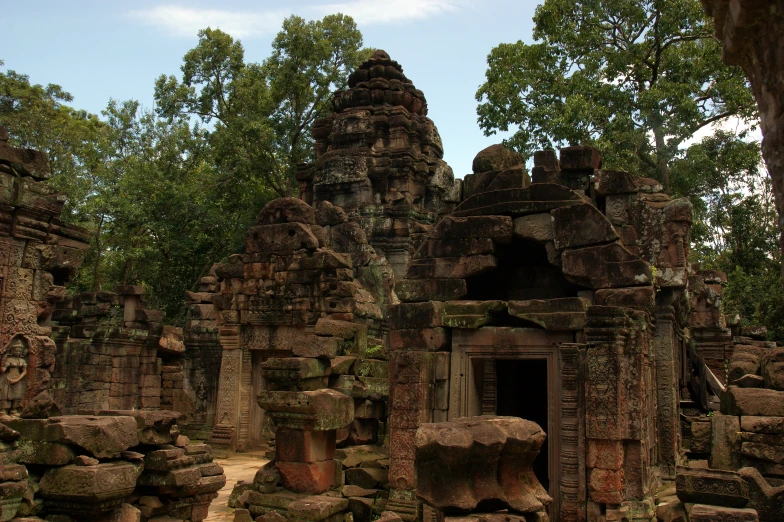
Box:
465 238 581 301
496 358 550 490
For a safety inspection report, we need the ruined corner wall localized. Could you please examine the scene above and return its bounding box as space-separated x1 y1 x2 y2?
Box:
208 198 394 453
50 285 186 414
0 129 90 411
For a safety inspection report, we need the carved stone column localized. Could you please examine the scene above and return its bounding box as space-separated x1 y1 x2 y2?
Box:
559 343 586 522
258 388 353 493
209 325 242 451
655 305 679 478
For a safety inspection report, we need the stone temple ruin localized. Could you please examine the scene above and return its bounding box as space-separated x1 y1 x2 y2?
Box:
0 50 783 522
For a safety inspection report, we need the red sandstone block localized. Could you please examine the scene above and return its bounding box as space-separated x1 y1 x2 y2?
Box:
140 397 160 409
276 428 336 463
276 460 337 494
388 458 415 491
387 303 443 330
589 468 624 504
390 383 433 412
389 352 434 384
389 429 416 459
389 329 449 352
587 439 623 470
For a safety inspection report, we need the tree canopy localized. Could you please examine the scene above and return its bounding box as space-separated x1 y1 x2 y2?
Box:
154 14 369 199
0 14 368 322
476 0 756 191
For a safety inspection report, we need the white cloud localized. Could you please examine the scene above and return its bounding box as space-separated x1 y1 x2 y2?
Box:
311 0 462 25
679 116 762 149
129 1 464 38
128 5 288 38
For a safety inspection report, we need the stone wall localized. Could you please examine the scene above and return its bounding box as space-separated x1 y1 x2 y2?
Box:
0 128 89 413
209 198 393 454
50 286 186 414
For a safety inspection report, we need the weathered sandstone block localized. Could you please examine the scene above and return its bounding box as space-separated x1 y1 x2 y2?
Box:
415 416 551 514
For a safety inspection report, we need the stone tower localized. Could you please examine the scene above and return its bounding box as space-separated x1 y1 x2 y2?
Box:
297 50 461 277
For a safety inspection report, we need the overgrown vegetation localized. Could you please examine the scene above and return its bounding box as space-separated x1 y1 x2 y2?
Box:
2 2 782 340
0 15 369 323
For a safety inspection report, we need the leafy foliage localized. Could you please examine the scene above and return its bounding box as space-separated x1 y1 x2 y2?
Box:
672 132 784 340
476 0 756 191
0 14 368 323
154 15 369 198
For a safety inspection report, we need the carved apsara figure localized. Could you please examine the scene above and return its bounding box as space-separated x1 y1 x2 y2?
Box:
195 380 207 413
0 336 28 415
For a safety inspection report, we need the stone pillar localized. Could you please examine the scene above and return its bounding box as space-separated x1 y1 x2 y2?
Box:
710 414 741 471
655 305 680 478
386 304 446 521
559 343 586 522
584 307 639 511
258 389 352 493
116 285 145 326
415 416 551 519
209 325 242 451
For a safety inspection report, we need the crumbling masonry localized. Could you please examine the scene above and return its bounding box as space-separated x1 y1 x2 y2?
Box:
1 50 783 522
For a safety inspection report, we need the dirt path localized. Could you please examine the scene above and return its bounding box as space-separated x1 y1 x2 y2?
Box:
206 452 268 521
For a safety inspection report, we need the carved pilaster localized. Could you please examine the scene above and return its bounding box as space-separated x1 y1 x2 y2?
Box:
209 325 242 450
655 306 679 478
560 343 587 522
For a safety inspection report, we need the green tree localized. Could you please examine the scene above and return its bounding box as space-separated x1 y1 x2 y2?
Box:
671 131 784 340
0 62 106 223
671 130 765 261
476 0 756 191
92 100 235 320
154 14 368 199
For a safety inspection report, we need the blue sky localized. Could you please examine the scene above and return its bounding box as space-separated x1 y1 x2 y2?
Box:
3 1 539 178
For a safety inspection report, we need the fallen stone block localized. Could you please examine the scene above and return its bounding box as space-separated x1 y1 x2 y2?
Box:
738 467 784 522
276 460 338 494
687 504 758 522
675 466 749 508
344 468 387 490
39 461 141 510
723 388 784 417
288 496 348 522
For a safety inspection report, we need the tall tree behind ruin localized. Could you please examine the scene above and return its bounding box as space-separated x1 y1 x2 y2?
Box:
475 0 756 193
154 14 369 200
671 131 784 340
0 14 370 322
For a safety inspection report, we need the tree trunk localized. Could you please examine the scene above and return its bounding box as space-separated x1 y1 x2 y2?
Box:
92 215 104 291
653 126 671 193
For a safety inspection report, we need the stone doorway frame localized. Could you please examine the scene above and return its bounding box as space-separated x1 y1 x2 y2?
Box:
448 327 577 522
